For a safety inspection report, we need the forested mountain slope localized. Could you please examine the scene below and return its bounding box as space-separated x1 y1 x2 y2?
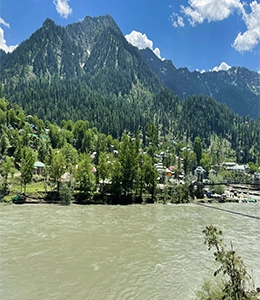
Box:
140 48 260 119
1 15 162 94
0 15 165 136
0 14 259 155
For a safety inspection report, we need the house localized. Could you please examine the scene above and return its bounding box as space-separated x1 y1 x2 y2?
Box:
194 166 206 181
33 161 45 175
229 164 246 172
223 162 246 172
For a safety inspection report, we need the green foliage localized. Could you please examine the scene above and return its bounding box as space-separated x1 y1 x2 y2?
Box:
60 143 78 169
72 120 89 151
208 173 225 195
142 154 158 200
0 89 259 206
146 122 159 162
194 137 202 165
0 131 10 154
202 225 253 300
181 147 196 176
200 152 212 174
172 183 190 204
118 133 138 194
20 147 35 193
38 139 49 163
97 152 114 184
195 279 226 300
247 162 259 174
49 150 66 184
0 156 16 194
75 153 96 198
59 183 72 205
48 124 64 149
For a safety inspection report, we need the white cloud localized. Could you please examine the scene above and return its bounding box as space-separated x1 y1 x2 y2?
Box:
0 18 18 53
53 0 72 19
0 17 10 28
125 31 152 49
233 1 260 52
180 0 244 26
212 61 231 72
153 47 163 60
171 0 260 52
125 30 164 60
170 13 185 28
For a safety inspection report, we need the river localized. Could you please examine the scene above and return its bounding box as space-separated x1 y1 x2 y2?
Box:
0 202 259 300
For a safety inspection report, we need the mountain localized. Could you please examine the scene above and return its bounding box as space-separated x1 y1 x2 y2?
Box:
0 14 259 148
140 48 260 119
1 15 162 95
0 15 166 136
0 49 7 64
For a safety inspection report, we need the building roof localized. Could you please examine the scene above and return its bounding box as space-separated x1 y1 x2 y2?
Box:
34 161 45 168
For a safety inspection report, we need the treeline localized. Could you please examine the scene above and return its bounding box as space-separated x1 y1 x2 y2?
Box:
2 80 260 164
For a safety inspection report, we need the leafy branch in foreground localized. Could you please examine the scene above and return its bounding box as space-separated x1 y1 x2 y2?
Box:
197 225 258 300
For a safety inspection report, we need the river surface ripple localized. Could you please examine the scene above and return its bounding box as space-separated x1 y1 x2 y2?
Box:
0 202 259 300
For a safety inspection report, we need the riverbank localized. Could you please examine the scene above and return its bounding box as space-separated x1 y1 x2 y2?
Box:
2 182 259 205
6 195 260 205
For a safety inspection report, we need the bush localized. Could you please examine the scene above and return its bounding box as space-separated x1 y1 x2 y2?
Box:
196 225 258 300
59 183 72 205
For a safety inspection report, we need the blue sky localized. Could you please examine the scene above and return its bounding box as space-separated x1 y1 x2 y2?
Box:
0 0 259 73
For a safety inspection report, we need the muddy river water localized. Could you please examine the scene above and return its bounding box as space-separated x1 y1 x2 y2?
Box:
0 202 259 299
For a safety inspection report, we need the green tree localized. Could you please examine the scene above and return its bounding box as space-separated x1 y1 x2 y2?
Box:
50 150 66 186
38 139 50 163
172 183 190 204
181 147 196 176
209 173 225 195
75 154 95 199
200 152 212 174
0 156 16 194
200 225 253 300
98 152 114 184
146 122 159 162
194 136 202 165
111 158 123 196
142 154 158 201
60 142 78 170
116 133 139 195
82 129 94 153
0 97 7 127
59 182 72 205
21 123 33 148
20 148 35 193
0 131 10 155
48 124 64 149
146 123 159 201
247 162 259 174
72 120 89 151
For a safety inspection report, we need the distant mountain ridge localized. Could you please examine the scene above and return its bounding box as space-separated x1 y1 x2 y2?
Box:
140 48 260 119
